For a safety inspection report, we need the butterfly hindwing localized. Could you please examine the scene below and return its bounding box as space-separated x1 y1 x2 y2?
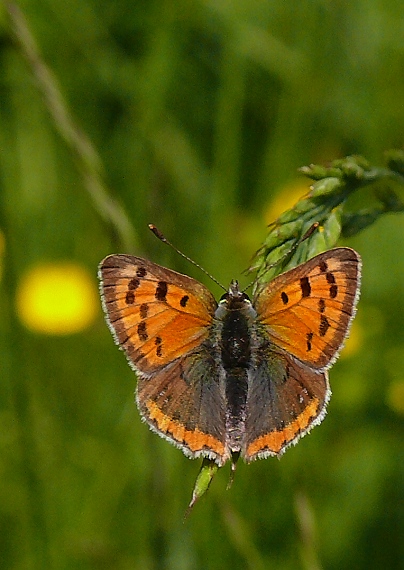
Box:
243 346 330 461
136 350 229 464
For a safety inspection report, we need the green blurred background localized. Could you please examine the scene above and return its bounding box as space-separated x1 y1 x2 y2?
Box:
0 1 403 569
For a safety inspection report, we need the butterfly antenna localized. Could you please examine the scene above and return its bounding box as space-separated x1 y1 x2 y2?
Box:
149 224 227 291
242 222 319 293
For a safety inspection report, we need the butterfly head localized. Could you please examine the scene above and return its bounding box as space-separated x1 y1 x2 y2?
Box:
217 280 253 312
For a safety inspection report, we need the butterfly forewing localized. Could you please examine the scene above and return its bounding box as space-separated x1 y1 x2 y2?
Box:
253 248 361 370
99 255 217 373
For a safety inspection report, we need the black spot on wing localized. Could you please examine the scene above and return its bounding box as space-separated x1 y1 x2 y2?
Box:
140 303 148 319
300 277 311 298
319 260 328 272
306 332 313 352
330 285 338 298
137 321 148 341
155 281 168 302
326 272 338 298
126 291 135 304
319 315 330 337
180 295 189 307
128 278 140 290
155 336 163 357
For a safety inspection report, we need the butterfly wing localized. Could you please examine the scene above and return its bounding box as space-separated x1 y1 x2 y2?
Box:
99 254 229 464
243 348 330 461
253 248 361 370
242 247 361 460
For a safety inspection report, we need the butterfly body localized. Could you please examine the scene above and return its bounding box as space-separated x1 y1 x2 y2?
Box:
99 247 361 466
212 282 255 457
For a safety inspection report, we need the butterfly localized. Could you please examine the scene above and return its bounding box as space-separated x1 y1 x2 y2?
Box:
99 247 361 466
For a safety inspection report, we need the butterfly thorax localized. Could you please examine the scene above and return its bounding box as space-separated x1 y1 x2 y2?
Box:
215 280 257 451
216 281 256 369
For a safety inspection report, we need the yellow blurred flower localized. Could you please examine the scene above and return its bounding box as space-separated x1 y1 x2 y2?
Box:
265 179 311 224
386 381 404 415
16 262 99 335
341 320 362 358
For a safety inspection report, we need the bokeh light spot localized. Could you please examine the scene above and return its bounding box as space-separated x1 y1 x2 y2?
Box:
265 179 311 223
387 381 404 415
16 262 99 335
341 320 362 358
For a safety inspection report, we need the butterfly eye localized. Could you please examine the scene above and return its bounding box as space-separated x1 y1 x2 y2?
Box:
219 292 230 303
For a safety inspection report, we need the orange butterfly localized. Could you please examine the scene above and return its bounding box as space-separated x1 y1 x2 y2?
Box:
99 247 360 466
